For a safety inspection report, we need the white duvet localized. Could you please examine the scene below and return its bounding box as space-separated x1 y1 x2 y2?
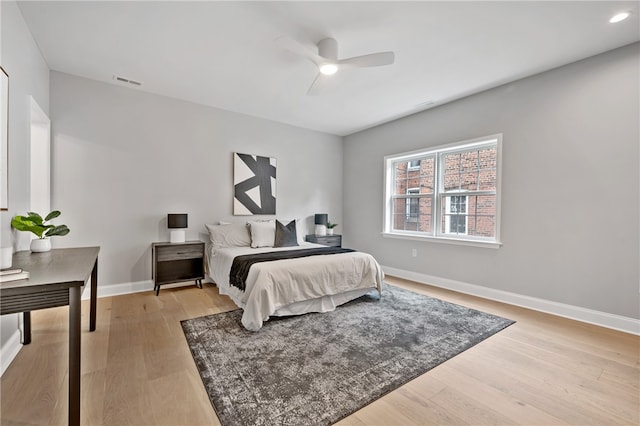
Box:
208 243 383 331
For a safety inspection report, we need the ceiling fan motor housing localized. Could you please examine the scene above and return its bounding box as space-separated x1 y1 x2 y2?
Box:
318 38 338 61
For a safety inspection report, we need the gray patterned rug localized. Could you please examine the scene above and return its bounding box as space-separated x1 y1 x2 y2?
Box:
181 284 514 426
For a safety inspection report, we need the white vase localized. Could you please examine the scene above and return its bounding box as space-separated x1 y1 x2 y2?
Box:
326 228 334 235
31 238 51 253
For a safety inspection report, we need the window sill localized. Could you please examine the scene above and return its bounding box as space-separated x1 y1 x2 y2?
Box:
382 232 502 249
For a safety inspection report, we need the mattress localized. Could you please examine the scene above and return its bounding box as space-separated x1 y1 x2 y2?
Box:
208 243 383 330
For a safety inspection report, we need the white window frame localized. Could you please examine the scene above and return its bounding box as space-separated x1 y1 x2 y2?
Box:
383 134 502 248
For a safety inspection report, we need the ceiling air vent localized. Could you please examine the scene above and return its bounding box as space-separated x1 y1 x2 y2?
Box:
113 75 142 86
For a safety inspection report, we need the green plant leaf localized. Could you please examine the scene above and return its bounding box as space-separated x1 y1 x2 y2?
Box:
26 212 44 225
11 216 45 236
44 210 61 221
11 216 33 232
46 225 70 237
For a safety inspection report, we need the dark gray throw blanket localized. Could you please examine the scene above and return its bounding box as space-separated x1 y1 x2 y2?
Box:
229 247 355 291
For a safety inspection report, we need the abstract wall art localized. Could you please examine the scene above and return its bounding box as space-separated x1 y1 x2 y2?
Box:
233 153 276 215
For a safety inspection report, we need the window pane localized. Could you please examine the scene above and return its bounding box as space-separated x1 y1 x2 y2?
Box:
442 146 497 193
460 150 478 172
441 194 496 238
393 157 434 196
392 196 432 232
478 169 496 191
479 146 497 169
442 195 468 235
408 159 421 169
443 153 461 191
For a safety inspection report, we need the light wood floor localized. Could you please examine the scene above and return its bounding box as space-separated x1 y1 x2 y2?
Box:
1 276 638 425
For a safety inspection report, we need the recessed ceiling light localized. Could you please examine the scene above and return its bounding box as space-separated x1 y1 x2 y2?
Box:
319 63 338 75
609 12 630 23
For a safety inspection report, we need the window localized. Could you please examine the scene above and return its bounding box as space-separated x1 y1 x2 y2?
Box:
445 195 467 235
407 159 421 170
406 188 420 222
384 134 501 246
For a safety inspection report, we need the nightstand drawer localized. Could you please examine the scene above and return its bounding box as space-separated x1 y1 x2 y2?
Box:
305 234 342 247
156 244 203 261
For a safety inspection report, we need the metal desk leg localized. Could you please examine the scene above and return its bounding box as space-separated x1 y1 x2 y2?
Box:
89 259 98 332
69 286 81 426
22 311 31 344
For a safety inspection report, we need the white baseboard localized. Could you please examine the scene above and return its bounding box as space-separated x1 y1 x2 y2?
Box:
382 265 640 336
2 279 206 376
1 328 22 376
81 279 209 300
81 279 154 300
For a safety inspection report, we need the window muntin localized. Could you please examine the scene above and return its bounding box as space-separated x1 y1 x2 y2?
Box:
384 135 501 245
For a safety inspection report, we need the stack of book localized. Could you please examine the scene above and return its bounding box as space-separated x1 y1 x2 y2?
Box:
0 268 30 282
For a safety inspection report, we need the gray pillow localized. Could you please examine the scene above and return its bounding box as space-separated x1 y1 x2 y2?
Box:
274 220 299 247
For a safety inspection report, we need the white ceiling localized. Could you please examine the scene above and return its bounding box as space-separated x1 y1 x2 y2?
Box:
17 1 640 136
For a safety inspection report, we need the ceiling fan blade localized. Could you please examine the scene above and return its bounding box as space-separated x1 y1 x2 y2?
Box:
275 36 324 66
306 72 329 96
339 51 395 68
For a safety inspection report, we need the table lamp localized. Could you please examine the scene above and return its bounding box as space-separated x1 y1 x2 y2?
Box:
314 213 328 236
168 213 188 243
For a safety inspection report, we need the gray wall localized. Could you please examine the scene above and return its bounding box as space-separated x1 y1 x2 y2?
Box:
50 71 343 287
343 43 639 320
0 1 50 349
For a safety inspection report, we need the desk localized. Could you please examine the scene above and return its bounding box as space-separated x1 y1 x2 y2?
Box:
0 247 100 426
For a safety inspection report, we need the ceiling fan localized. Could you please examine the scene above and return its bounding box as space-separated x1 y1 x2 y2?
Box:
276 36 395 95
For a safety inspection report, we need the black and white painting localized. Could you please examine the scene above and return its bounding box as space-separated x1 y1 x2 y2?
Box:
234 153 276 215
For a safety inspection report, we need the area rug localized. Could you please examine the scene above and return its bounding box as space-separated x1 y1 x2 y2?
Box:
181 284 514 426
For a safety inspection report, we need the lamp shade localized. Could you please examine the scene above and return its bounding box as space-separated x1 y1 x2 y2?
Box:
168 213 188 229
314 213 328 225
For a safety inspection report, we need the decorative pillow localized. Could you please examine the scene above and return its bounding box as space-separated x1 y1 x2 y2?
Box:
274 220 299 248
205 223 251 247
248 220 276 248
279 218 305 245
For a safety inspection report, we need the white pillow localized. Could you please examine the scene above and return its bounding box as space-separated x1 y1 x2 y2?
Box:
248 220 276 248
205 223 251 247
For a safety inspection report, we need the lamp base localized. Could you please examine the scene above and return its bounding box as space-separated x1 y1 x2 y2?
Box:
170 230 186 243
314 224 327 236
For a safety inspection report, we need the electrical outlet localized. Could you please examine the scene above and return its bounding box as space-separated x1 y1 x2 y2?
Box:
411 248 417 257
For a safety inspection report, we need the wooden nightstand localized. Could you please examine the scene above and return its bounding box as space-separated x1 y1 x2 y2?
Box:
305 234 342 247
151 241 204 295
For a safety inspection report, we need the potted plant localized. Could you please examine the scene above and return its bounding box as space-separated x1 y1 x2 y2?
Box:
11 210 70 252
326 222 338 236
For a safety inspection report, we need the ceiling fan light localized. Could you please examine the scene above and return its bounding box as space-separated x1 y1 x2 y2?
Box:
609 12 630 23
319 63 338 75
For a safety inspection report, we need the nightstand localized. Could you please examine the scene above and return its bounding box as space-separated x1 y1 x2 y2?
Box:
305 234 342 247
151 241 204 295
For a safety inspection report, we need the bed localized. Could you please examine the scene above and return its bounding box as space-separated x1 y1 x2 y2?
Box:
205 220 384 331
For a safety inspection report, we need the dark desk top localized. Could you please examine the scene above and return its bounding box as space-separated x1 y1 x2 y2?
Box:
1 247 100 291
